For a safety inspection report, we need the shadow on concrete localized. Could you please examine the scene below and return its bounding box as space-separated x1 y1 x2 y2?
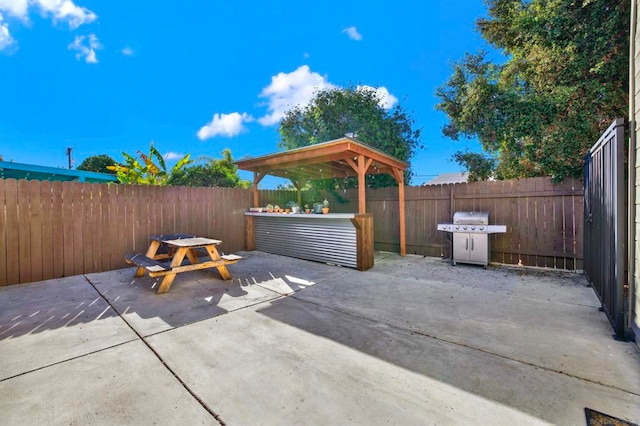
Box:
84 250 350 337
252 254 640 425
0 275 123 341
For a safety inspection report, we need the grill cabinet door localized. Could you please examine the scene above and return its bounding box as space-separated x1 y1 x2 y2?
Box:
453 232 469 263
469 233 488 264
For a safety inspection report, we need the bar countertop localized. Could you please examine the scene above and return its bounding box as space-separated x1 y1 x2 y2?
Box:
244 212 357 219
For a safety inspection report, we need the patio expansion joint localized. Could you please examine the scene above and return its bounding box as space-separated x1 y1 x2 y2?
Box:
82 274 228 426
289 294 640 398
0 339 138 384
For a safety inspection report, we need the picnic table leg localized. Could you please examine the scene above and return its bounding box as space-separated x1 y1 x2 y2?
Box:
157 247 188 294
205 245 232 280
136 240 161 277
185 248 200 265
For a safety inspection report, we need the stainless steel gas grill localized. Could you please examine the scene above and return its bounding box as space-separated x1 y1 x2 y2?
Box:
437 211 507 268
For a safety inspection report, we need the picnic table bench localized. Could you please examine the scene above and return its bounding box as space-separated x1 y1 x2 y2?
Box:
125 234 241 294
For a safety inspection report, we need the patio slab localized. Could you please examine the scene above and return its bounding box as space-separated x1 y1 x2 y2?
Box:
1 251 639 425
147 295 639 425
228 250 352 295
86 265 286 337
373 253 596 306
293 254 640 394
0 340 218 425
0 275 136 380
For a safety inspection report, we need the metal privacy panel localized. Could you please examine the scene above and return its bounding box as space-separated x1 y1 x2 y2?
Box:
255 216 358 268
583 118 627 339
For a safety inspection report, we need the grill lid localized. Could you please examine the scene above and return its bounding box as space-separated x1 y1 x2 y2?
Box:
453 211 489 225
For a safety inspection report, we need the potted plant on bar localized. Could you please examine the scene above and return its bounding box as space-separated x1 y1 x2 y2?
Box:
304 204 311 214
266 204 274 213
322 199 329 214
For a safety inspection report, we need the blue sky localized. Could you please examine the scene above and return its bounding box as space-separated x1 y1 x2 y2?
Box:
0 0 498 187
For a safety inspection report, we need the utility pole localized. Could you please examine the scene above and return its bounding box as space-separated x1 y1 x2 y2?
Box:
66 147 73 169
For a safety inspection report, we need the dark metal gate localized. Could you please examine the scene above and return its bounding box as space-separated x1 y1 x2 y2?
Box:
583 118 627 339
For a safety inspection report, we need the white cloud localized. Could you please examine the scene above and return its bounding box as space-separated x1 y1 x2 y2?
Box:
163 152 184 161
0 0 96 51
121 46 134 56
0 13 15 51
197 112 253 140
33 0 96 29
258 65 334 126
68 33 101 63
0 0 28 18
356 85 398 110
342 26 362 41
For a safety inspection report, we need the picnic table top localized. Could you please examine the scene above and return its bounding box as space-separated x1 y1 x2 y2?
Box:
162 237 222 247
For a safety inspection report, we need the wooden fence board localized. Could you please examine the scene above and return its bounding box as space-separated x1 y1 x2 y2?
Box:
5 179 19 285
82 183 95 273
40 181 54 280
28 180 43 282
0 179 6 286
96 184 108 273
17 180 31 283
107 184 119 270
51 182 64 278
71 182 85 276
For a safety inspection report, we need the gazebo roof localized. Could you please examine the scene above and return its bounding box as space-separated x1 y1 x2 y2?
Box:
235 137 407 182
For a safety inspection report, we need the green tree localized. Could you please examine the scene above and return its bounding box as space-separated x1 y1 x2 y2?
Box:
76 154 118 175
436 0 629 180
108 142 192 185
168 149 250 188
452 150 496 182
279 85 422 188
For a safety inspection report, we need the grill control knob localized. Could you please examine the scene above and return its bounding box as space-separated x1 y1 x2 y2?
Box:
479 226 484 230
463 226 467 230
471 226 475 230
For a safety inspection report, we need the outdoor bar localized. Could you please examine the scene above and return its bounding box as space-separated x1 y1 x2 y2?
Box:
236 137 407 271
244 212 373 270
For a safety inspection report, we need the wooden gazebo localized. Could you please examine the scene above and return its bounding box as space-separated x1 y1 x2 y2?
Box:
235 137 408 256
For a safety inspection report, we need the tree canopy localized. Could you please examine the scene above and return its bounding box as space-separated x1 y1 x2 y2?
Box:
76 154 118 175
436 0 629 180
168 149 250 188
279 85 422 188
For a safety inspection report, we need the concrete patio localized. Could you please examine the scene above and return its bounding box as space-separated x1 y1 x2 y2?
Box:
0 252 638 425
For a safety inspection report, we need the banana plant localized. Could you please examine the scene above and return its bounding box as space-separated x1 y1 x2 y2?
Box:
108 142 192 185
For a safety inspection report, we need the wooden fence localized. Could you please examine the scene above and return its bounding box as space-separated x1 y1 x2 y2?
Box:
259 177 584 271
0 179 251 286
0 176 583 287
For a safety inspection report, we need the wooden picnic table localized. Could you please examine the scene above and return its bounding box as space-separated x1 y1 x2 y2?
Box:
125 235 241 294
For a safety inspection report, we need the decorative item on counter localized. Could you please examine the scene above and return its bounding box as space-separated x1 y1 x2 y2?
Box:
286 200 300 214
322 199 329 214
274 204 281 213
304 204 311 214
266 204 274 213
313 202 323 214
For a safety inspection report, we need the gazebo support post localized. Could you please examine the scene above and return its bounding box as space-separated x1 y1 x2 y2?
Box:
346 155 373 214
247 171 266 251
252 171 266 207
291 178 307 207
391 168 406 256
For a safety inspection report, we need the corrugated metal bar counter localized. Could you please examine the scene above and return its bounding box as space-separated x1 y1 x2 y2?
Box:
244 212 373 270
